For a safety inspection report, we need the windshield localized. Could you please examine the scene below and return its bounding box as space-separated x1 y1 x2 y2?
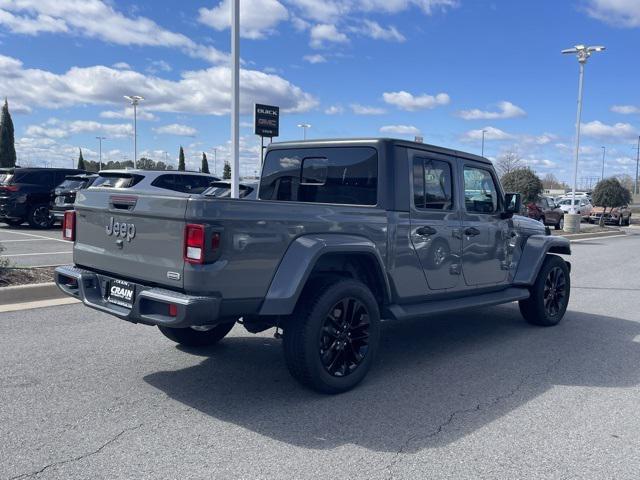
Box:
92 174 142 189
57 179 86 191
559 199 583 206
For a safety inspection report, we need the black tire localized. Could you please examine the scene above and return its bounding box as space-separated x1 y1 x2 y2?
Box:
554 216 564 231
158 321 236 347
519 255 570 327
3 218 24 227
27 204 54 229
283 278 381 394
626 215 632 226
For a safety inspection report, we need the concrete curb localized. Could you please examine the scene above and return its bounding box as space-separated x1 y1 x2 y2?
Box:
563 231 627 242
0 282 66 305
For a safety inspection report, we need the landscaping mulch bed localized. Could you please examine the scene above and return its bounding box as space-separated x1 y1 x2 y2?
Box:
0 266 56 288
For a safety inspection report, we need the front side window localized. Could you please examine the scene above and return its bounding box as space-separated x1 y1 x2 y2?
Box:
412 157 453 210
464 166 499 214
260 147 378 205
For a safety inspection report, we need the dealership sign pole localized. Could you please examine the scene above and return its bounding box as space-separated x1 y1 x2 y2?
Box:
254 103 280 166
231 0 240 198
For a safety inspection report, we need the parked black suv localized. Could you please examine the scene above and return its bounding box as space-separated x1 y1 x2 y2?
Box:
50 173 98 221
0 167 85 228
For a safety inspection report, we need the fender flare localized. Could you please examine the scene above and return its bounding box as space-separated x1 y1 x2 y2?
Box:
513 235 571 286
259 234 390 316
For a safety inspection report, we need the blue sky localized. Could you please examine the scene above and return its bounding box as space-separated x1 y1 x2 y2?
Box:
0 0 639 182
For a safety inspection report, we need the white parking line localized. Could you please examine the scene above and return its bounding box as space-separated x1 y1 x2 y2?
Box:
1 251 71 257
0 230 68 243
1 239 58 243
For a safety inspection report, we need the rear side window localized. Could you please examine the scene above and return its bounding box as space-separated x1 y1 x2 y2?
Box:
412 157 453 210
463 166 499 214
93 174 143 189
260 147 378 205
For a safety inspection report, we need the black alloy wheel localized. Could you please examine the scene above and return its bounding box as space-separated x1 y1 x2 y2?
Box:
543 266 567 318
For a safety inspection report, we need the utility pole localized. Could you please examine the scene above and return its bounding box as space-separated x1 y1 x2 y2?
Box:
481 129 487 157
635 135 640 196
230 0 240 198
601 146 606 182
124 95 144 166
96 136 106 170
562 44 605 224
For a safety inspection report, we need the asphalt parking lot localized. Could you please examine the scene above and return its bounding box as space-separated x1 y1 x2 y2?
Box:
0 224 72 267
1 230 640 479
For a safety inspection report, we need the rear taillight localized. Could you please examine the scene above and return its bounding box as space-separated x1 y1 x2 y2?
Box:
184 224 220 264
0 185 19 192
62 211 76 241
184 224 205 264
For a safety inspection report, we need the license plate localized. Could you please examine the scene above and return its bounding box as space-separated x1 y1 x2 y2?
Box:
107 279 136 308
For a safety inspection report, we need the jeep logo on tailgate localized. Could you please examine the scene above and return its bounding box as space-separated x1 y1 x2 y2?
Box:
106 217 136 242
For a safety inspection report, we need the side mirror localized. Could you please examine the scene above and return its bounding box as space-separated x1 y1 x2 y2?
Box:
503 193 521 219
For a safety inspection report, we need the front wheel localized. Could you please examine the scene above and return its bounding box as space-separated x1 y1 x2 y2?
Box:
158 321 236 347
283 278 381 394
519 255 570 327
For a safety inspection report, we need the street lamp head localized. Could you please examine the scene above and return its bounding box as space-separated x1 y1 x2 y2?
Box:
124 95 145 105
297 123 311 129
562 44 605 63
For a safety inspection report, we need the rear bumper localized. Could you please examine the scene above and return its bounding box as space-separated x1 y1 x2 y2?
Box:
0 200 27 220
51 206 73 219
54 265 222 328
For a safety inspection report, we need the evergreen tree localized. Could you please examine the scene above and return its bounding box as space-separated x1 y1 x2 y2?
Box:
223 161 231 180
178 146 186 171
201 152 210 174
77 148 86 170
0 98 17 168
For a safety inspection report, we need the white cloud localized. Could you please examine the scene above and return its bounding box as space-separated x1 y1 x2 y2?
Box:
351 20 405 42
461 126 515 142
383 90 450 111
310 24 349 49
303 54 327 64
581 120 638 140
0 55 317 116
198 0 289 39
100 108 156 121
0 0 227 63
154 124 198 137
112 62 131 70
457 101 526 120
325 105 344 115
380 125 421 136
611 104 640 115
146 60 172 74
584 0 640 27
350 104 386 115
25 119 133 139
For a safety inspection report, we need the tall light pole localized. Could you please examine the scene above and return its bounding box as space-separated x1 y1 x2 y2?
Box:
481 129 487 157
230 0 240 198
562 44 605 216
600 146 606 182
213 148 217 176
124 95 144 166
96 136 106 170
635 136 640 196
298 123 311 140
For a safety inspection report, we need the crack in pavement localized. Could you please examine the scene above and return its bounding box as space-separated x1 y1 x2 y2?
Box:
382 358 562 480
8 424 144 480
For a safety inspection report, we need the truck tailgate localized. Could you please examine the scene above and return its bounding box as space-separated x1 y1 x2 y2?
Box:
73 190 188 288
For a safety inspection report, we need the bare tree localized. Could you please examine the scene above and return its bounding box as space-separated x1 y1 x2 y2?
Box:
542 173 563 190
495 150 523 178
615 174 634 192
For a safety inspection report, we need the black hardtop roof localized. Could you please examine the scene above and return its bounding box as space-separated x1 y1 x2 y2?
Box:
4 167 85 173
268 137 491 165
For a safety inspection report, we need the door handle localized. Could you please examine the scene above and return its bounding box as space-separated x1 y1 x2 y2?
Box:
464 227 481 237
416 226 437 236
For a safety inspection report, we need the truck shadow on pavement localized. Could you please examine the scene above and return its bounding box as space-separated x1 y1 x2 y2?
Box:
144 305 640 454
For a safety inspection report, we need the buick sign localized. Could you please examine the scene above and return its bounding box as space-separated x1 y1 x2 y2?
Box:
254 103 279 137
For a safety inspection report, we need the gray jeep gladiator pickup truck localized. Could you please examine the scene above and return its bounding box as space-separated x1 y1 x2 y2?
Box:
55 138 571 393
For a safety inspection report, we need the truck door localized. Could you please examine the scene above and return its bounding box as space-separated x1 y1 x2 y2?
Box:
461 163 511 286
409 152 462 290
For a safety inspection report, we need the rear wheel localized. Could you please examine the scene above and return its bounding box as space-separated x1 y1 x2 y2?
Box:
3 218 24 227
626 215 632 226
27 204 53 229
283 278 381 394
555 217 564 230
158 321 236 347
519 255 570 327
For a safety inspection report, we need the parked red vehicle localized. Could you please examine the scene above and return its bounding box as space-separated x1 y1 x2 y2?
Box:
526 197 565 230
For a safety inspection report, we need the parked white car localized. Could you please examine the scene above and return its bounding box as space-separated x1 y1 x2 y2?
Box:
557 197 593 220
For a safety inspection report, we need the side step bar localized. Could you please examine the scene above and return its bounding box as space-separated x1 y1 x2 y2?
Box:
386 287 530 321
